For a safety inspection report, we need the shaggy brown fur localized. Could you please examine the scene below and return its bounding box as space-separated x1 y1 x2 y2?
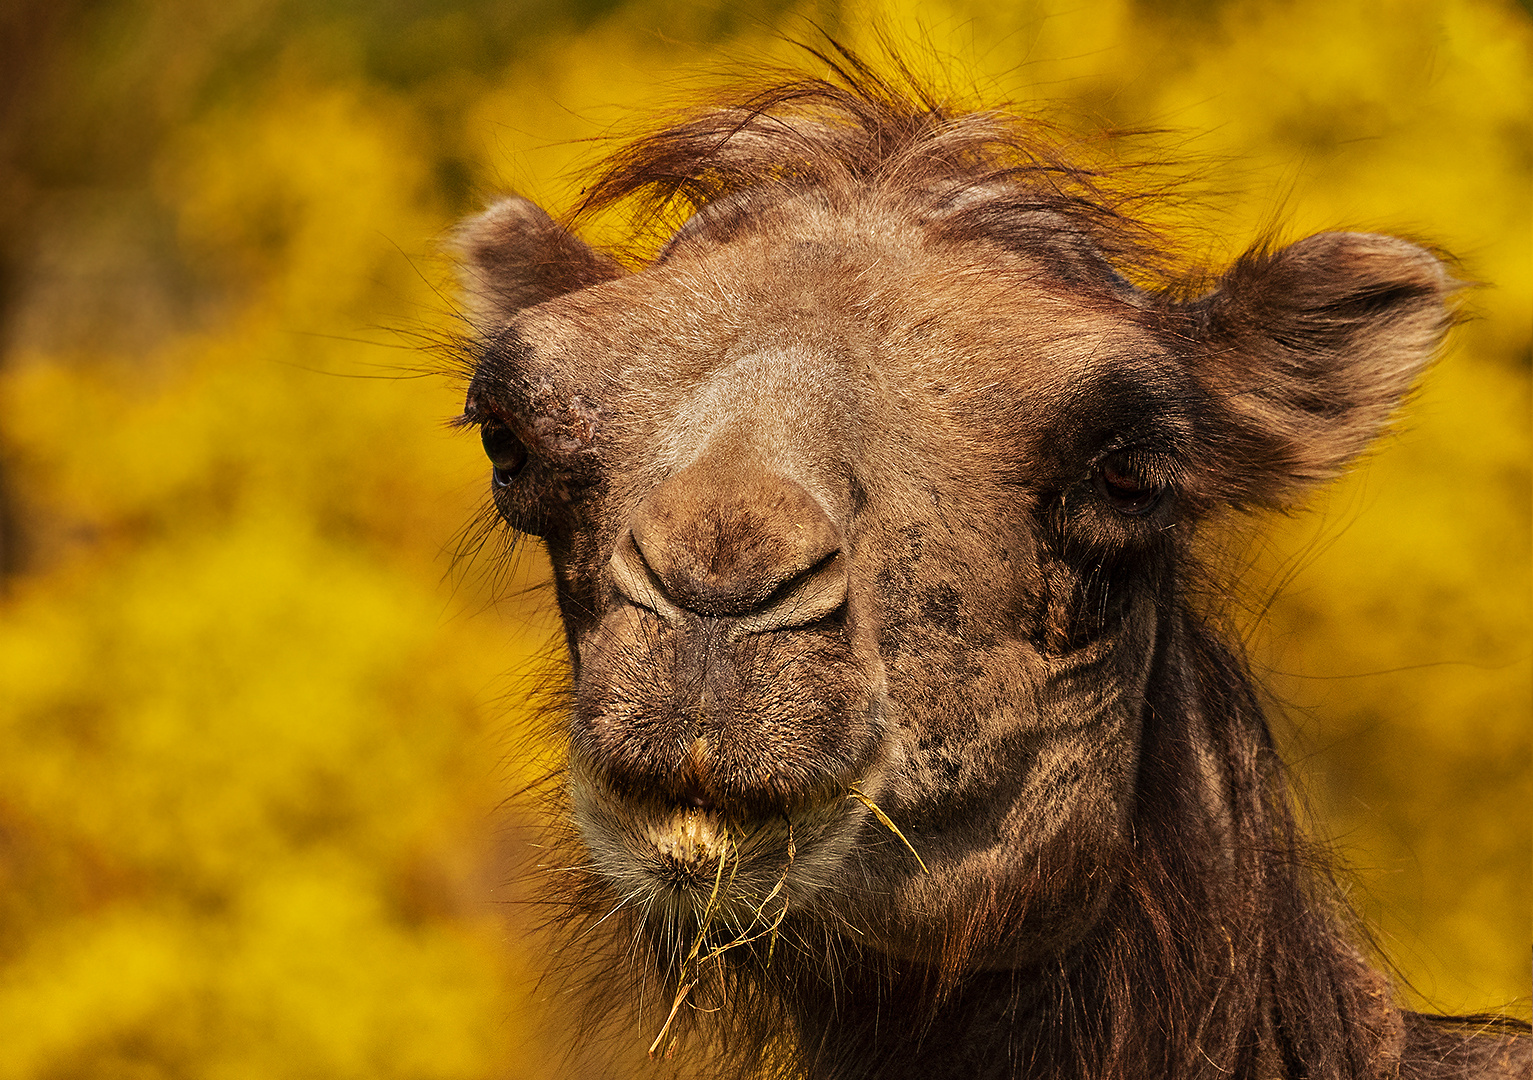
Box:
453 45 1529 1080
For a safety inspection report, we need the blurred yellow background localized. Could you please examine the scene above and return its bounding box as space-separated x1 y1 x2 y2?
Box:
0 1 1526 1076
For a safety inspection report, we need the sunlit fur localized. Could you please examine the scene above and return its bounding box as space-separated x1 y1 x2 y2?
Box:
453 44 1529 1080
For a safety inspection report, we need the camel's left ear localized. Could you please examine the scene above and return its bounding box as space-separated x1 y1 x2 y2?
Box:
1181 232 1456 508
455 196 625 325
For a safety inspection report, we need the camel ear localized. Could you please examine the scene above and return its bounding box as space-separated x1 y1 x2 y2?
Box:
1185 232 1455 508
455 196 624 323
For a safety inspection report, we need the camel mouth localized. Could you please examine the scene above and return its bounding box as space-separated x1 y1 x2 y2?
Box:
570 756 871 922
632 796 801 886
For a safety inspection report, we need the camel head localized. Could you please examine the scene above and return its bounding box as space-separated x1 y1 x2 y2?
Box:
454 88 1451 990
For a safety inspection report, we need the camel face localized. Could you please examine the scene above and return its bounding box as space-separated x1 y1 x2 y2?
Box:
466 197 1191 956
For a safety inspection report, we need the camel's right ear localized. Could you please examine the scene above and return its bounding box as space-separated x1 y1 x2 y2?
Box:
455 196 625 323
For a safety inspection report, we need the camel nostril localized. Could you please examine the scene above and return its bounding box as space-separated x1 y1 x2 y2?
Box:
619 463 849 629
608 529 686 623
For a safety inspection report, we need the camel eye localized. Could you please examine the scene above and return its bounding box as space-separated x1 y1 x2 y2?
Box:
481 419 527 488
1096 450 1164 515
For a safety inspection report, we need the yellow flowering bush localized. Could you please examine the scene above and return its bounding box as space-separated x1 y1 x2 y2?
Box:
0 1 1524 1074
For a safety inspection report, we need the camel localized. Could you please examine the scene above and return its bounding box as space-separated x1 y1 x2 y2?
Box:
452 51 1529 1080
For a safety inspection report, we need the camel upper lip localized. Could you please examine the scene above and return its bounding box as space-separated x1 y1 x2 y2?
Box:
578 721 887 824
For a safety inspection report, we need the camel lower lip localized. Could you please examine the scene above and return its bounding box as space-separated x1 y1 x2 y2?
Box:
647 807 731 871
625 802 805 920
